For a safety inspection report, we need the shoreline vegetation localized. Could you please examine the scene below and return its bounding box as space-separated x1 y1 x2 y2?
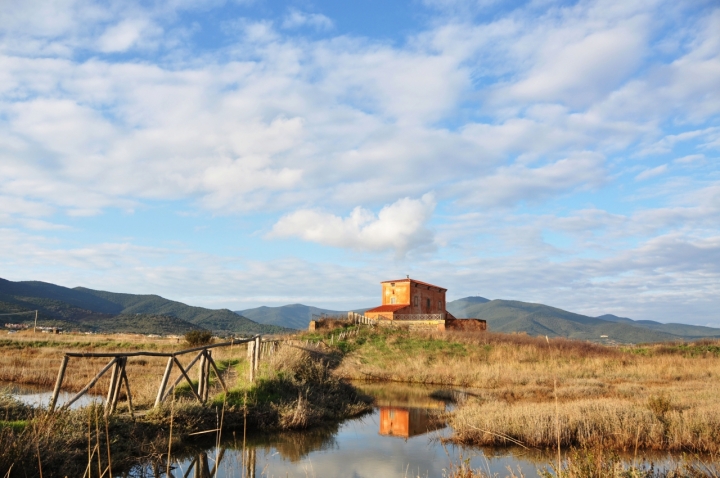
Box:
0 334 371 476
2 326 720 476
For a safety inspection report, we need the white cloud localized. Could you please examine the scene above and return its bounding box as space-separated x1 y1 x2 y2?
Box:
97 18 159 53
674 154 704 164
460 153 606 206
282 10 334 31
269 194 437 256
0 0 719 327
635 164 668 181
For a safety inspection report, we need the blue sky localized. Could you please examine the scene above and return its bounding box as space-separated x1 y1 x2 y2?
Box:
1 0 719 325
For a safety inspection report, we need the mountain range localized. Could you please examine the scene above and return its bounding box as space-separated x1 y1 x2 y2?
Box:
0 278 285 335
241 297 720 343
447 297 720 343
2 277 718 343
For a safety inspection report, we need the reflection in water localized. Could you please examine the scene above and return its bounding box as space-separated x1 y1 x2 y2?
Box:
379 407 445 439
123 382 547 478
358 381 448 439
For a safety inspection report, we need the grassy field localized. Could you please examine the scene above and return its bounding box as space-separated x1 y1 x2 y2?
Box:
302 325 720 455
4 326 720 476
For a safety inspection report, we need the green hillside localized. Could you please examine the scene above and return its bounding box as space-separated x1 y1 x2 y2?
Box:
236 304 349 330
597 314 720 340
0 278 285 335
447 298 687 343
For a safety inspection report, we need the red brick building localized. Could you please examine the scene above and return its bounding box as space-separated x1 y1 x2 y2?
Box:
364 278 450 321
361 278 487 331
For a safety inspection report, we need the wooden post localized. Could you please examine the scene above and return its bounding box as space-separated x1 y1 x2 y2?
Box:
203 350 211 402
105 358 120 415
34 310 38 334
121 366 134 418
247 340 255 382
254 336 260 373
155 357 174 407
198 351 206 403
109 357 126 414
49 355 69 412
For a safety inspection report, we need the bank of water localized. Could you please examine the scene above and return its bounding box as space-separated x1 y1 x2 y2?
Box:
127 382 553 477
3 380 687 477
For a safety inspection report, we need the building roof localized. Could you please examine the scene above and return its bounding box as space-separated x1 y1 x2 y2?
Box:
365 304 410 313
380 278 447 291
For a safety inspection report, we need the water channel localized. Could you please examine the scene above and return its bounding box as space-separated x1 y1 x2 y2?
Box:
125 382 554 478
2 381 686 477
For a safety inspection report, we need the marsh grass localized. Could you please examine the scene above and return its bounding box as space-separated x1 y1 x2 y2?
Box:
0 334 371 476
314 327 720 453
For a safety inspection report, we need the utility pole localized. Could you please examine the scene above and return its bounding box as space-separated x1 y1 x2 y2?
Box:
34 310 38 334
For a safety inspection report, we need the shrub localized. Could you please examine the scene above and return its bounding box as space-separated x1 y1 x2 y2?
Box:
184 330 213 346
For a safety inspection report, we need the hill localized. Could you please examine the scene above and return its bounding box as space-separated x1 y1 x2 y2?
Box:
0 278 285 336
447 297 720 343
236 304 349 330
597 314 720 340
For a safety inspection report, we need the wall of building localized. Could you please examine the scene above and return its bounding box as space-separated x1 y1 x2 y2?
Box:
445 318 487 331
381 280 447 315
381 281 411 306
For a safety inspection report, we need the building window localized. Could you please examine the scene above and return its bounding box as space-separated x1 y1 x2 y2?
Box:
438 301 442 309
414 296 418 306
426 298 430 308
391 297 396 304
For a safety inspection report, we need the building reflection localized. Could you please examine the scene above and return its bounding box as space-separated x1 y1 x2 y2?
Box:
379 406 445 438
357 382 448 439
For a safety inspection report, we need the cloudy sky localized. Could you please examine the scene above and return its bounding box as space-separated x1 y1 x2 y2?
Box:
1 0 719 325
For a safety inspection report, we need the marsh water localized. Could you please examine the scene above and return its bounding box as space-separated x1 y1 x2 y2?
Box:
1 381 102 409
125 382 552 478
3 381 685 477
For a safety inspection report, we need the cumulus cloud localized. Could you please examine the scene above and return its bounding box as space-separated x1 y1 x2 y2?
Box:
1 0 719 326
269 194 436 256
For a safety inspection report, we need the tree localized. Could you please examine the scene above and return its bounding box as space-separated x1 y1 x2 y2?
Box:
184 330 214 346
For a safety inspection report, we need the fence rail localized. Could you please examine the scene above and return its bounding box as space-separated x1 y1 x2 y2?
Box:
347 312 377 325
49 335 282 415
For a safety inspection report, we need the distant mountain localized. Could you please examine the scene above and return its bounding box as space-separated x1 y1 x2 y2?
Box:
0 278 285 336
236 304 349 330
597 314 720 340
447 297 720 343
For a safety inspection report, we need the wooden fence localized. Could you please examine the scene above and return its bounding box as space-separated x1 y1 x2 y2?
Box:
49 335 280 416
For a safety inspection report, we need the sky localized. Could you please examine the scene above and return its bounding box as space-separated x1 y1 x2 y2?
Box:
1 0 719 326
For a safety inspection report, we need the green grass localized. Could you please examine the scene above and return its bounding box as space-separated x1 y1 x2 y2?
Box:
0 420 27 432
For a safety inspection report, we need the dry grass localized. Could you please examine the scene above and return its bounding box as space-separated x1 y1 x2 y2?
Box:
0 334 372 476
0 331 249 407
321 327 720 453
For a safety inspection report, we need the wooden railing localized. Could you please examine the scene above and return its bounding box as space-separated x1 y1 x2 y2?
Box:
49 335 281 416
347 312 377 325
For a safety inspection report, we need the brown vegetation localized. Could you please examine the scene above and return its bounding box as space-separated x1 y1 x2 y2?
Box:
0 332 371 476
323 327 720 453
